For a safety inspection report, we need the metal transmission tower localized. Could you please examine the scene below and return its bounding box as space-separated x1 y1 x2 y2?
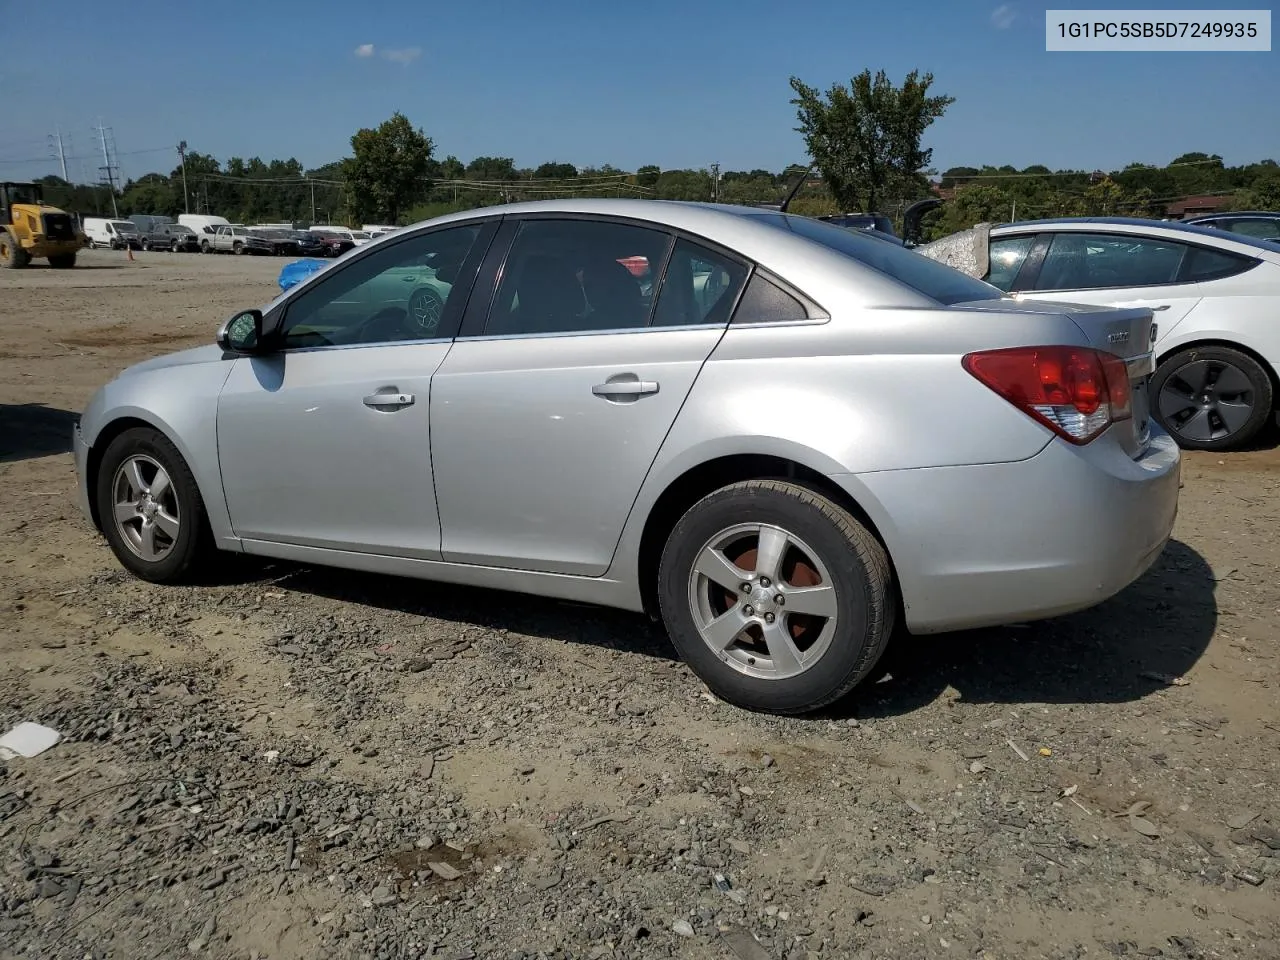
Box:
48 128 70 181
94 119 121 218
710 162 720 202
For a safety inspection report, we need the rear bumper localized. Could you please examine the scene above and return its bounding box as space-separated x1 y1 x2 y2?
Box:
72 421 94 527
837 428 1181 634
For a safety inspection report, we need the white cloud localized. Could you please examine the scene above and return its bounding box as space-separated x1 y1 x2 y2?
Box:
382 46 422 65
354 43 375 57
990 4 1016 29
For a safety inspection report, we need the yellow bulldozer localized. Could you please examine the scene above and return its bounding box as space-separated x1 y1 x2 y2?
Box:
0 181 85 269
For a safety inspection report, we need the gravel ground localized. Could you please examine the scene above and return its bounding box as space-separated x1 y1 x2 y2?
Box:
2 248 1279 960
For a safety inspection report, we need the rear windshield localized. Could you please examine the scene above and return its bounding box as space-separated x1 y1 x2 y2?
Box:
762 214 1005 306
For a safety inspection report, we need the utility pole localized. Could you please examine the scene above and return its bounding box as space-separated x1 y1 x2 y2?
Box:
177 140 190 214
49 128 69 182
95 119 119 218
1011 200 1017 223
310 179 316 223
710 162 720 202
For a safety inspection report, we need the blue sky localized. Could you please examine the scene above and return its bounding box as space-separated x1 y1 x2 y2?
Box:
2 0 1276 184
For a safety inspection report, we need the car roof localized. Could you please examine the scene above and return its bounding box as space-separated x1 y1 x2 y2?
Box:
989 215 1280 258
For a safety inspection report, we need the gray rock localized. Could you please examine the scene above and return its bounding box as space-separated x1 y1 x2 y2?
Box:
671 919 695 938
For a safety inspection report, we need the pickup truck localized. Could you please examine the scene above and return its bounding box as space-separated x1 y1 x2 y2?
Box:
141 224 202 252
210 224 275 256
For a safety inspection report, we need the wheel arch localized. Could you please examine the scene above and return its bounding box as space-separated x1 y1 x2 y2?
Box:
633 453 901 620
1157 337 1279 410
84 413 227 543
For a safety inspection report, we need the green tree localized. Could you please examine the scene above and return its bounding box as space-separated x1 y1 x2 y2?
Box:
635 165 661 189
933 184 1016 235
346 112 434 224
1234 176 1280 210
533 162 578 179
789 69 954 212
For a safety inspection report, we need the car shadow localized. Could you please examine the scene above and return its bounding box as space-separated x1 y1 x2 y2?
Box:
221 537 1216 712
221 557 680 662
0 403 77 463
842 538 1217 718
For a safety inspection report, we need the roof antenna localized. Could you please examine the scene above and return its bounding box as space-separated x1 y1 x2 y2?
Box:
778 164 814 213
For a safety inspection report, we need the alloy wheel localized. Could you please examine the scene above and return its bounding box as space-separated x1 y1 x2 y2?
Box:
111 455 181 562
687 522 838 681
1158 359 1256 444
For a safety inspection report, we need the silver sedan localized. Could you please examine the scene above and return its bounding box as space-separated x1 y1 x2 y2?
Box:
73 200 1180 714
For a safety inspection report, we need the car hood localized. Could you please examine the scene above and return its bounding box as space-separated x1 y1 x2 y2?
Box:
118 344 225 378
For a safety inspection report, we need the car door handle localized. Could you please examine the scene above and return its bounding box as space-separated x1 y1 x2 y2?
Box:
592 380 659 398
363 392 415 408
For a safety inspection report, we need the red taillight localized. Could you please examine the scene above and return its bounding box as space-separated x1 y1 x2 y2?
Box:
962 346 1133 445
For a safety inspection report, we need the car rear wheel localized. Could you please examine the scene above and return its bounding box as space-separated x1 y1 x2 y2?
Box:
95 427 215 584
657 480 895 714
1152 346 1273 451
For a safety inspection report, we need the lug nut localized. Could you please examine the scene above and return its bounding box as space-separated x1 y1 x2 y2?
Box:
759 576 771 588
764 612 775 623
741 582 753 594
743 605 754 616
775 594 785 605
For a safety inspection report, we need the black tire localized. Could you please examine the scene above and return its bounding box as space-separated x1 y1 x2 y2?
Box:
94 427 215 584
0 230 28 268
657 480 895 715
48 253 76 269
1151 345 1274 451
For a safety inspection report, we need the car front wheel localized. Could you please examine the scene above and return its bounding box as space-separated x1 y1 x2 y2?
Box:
1151 345 1274 451
658 480 895 714
95 427 215 583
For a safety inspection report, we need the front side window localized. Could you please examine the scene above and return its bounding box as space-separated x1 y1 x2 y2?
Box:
485 219 673 336
985 236 1036 291
279 224 483 348
1033 233 1186 291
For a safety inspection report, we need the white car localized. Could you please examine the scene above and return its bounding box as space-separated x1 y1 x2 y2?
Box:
920 217 1280 450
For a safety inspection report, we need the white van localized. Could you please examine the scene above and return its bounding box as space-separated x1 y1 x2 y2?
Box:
178 214 232 253
83 217 142 250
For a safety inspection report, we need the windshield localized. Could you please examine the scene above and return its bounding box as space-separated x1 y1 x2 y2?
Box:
7 184 40 204
764 214 1004 305
112 221 138 234
352 231 371 240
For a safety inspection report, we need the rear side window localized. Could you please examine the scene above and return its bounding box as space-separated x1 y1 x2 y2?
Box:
985 236 1035 291
1226 218 1280 240
1180 245 1259 283
766 214 1004 305
651 239 748 327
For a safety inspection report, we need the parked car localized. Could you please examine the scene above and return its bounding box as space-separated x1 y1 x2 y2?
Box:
210 224 274 256
83 217 142 250
290 231 328 257
141 224 201 252
164 223 202 253
71 200 1179 714
312 232 355 258
253 228 302 257
817 213 897 236
916 217 1280 451
140 227 179 252
1181 211 1280 242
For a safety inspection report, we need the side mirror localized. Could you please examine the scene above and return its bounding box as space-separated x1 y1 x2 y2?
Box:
217 309 264 354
